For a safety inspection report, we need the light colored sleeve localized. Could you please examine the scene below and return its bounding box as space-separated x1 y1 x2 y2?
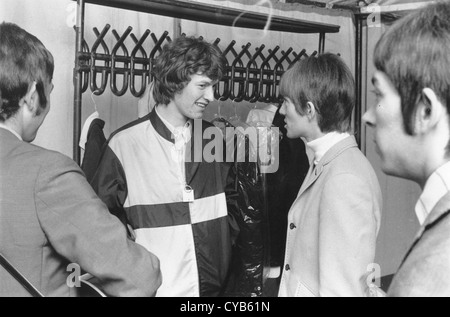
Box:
318 172 381 297
34 153 161 297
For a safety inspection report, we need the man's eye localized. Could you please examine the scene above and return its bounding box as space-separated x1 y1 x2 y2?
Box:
371 90 382 99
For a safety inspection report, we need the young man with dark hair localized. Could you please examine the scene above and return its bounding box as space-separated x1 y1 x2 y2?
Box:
363 1 450 297
91 36 238 297
0 22 161 297
278 53 382 297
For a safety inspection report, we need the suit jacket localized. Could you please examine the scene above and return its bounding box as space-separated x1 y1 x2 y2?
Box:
0 129 161 297
278 136 382 297
388 193 450 297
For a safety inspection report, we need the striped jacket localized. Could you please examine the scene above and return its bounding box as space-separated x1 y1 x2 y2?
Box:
91 108 237 297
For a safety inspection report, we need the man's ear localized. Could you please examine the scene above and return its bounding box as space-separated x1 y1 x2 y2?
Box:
306 101 316 121
415 88 444 134
20 82 38 115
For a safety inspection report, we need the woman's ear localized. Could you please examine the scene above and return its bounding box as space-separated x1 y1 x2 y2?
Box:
415 88 444 134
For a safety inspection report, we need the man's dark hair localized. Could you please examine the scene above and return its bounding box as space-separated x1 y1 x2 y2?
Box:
374 1 450 135
280 53 355 133
0 22 54 122
152 36 225 105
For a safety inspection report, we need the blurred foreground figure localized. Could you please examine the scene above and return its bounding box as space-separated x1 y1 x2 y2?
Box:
363 1 450 297
0 22 161 297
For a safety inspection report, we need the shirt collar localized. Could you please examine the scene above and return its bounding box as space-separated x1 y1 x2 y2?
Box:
155 106 176 134
0 123 23 141
306 131 350 165
415 161 450 225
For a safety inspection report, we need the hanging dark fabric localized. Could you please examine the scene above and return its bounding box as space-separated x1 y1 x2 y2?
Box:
81 118 107 183
222 130 269 297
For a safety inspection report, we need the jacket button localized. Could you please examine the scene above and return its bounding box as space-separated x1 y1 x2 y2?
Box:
290 223 297 230
285 264 291 271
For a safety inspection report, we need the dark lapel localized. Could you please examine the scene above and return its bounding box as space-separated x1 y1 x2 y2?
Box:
149 107 175 144
420 192 450 232
400 192 450 267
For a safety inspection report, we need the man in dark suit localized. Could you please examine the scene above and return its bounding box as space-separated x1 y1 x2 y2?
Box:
0 22 161 297
363 1 450 296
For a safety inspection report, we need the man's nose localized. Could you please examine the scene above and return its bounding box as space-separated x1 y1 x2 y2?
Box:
279 103 286 116
362 105 376 128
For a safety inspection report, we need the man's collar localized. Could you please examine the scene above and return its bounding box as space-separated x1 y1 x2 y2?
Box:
149 107 174 143
415 161 450 225
150 106 192 144
307 131 351 165
0 123 22 141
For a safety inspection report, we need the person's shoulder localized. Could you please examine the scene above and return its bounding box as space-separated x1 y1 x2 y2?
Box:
326 144 379 189
38 147 80 170
345 146 373 169
330 140 368 169
389 213 450 297
109 114 151 142
423 208 450 249
403 207 450 270
10 142 81 178
17 141 73 163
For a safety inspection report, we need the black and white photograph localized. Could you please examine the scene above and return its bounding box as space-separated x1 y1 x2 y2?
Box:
1 0 448 300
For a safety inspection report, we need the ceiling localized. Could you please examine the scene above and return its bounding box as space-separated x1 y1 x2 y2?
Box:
284 0 433 13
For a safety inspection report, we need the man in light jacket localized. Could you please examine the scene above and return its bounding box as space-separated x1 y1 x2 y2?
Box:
278 53 382 297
